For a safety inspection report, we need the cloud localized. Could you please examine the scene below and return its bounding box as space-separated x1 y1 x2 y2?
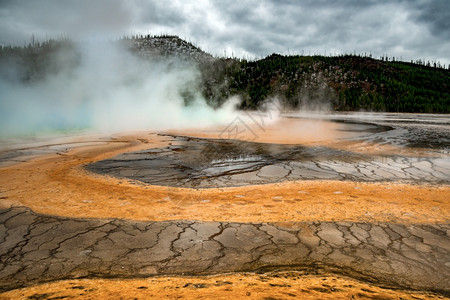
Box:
205 0 449 63
0 0 449 64
0 0 136 42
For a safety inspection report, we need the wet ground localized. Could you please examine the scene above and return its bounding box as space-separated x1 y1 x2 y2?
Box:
1 207 449 294
0 134 123 169
0 113 449 298
86 114 450 188
319 113 450 151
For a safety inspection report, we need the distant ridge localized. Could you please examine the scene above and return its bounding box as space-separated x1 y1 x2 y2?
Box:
123 34 214 61
1 35 448 113
201 53 450 112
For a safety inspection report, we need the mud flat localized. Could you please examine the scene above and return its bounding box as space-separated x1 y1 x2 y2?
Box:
86 135 448 188
0 113 449 298
2 275 446 300
1 206 449 293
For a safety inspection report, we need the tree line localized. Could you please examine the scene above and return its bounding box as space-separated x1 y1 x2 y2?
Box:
1 36 449 113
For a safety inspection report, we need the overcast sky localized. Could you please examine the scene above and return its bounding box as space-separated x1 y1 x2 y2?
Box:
0 0 449 65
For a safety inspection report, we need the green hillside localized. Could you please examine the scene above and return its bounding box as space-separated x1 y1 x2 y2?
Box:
1 36 449 113
201 54 450 113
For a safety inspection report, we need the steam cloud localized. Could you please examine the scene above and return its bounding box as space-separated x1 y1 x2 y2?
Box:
0 40 238 137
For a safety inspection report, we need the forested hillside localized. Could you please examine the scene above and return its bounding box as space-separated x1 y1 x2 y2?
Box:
202 54 450 113
1 36 449 113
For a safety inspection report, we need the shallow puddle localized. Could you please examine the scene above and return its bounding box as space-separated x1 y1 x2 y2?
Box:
86 115 450 188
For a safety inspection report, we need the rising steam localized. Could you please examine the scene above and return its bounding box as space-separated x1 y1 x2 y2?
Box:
0 40 239 137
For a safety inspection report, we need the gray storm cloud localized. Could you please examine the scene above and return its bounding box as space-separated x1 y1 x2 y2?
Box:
0 0 448 65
